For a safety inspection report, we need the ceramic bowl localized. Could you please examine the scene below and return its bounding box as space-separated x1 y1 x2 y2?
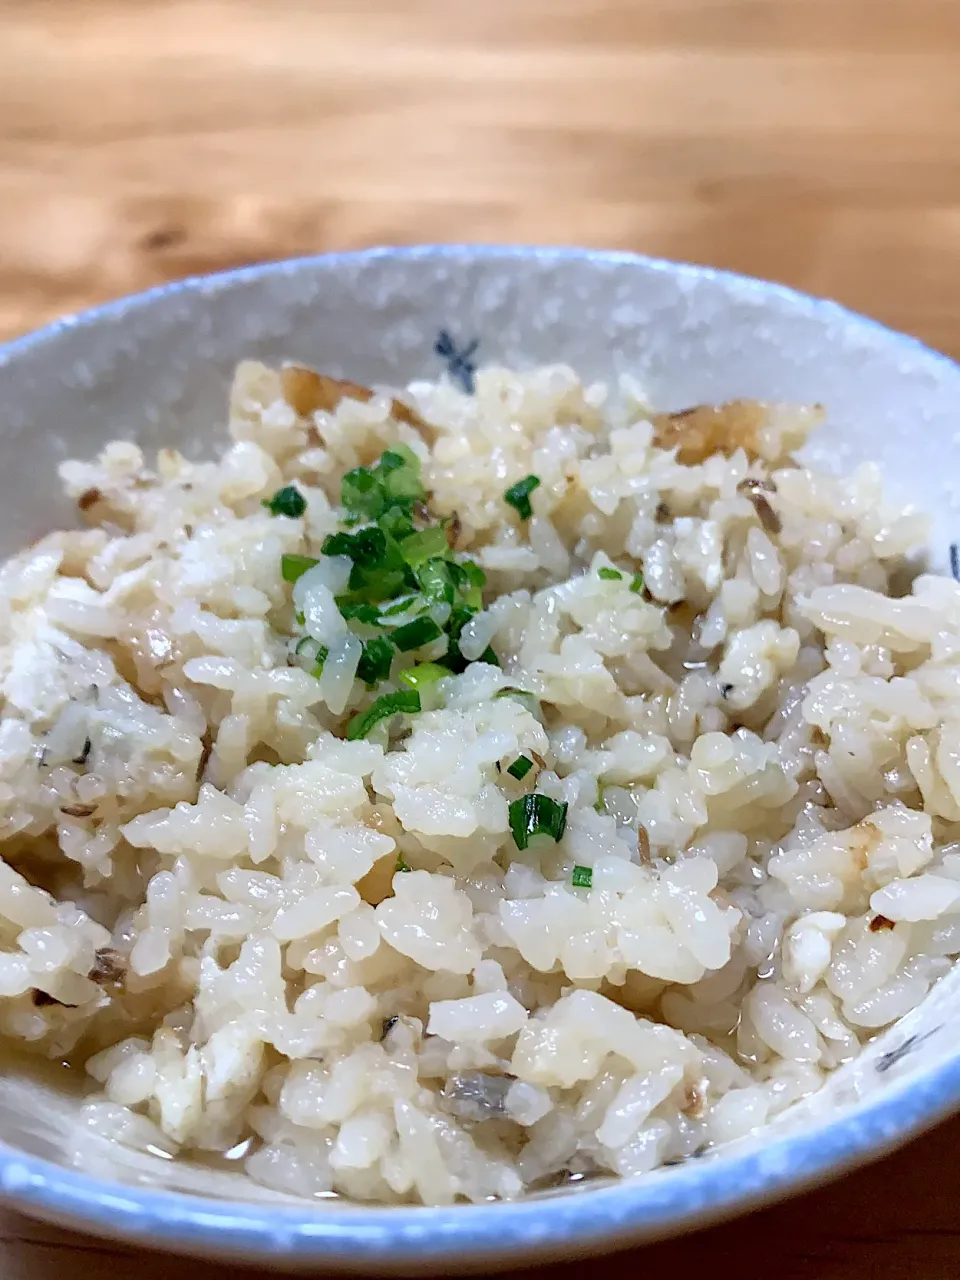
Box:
2 246 960 1273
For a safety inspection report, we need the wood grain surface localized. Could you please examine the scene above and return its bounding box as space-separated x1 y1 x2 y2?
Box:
2 0 960 1276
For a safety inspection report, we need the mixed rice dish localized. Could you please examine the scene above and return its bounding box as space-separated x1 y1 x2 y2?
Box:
1 359 958 1205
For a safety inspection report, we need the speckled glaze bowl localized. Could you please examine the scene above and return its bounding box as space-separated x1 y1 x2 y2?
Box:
2 246 960 1273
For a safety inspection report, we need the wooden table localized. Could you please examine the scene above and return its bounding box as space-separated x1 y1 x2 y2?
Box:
2 0 960 1274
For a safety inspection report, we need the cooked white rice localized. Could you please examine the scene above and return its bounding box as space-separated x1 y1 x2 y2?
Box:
0 359 956 1205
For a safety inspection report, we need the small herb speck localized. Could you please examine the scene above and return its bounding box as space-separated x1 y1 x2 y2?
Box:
598 567 622 581
262 485 307 518
571 865 593 889
504 475 541 521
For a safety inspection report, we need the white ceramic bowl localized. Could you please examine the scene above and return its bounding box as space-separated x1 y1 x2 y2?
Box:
2 246 960 1273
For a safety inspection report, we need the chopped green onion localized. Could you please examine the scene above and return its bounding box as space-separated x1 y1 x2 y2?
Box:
377 450 409 476
449 559 486 609
508 793 569 850
347 565 410 602
504 475 541 521
356 635 394 686
571 865 593 889
378 505 416 542
629 571 645 594
345 690 421 740
295 610 305 626
395 853 411 873
391 615 443 652
440 603 478 673
281 553 319 583
477 645 500 667
262 485 307 518
380 594 420 618
341 467 385 520
417 558 456 605
494 686 536 703
598 567 623 582
294 636 329 675
381 463 423 504
322 526 387 566
400 526 449 566
337 600 382 625
399 662 450 690
507 755 534 781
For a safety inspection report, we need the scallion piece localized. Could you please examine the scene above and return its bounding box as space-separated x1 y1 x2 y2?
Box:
507 755 534 781
337 600 382 625
399 662 450 690
477 645 500 667
395 853 411 873
294 636 329 675
345 689 421 740
449 558 486 609
571 865 593 889
356 635 395 686
417 558 456 605
503 475 541 521
508 793 569 851
629 571 645 594
322 526 387 566
281 553 319 583
391 615 443 652
262 485 307 518
400 526 449 566
341 467 385 520
378 505 416 542
598 567 623 581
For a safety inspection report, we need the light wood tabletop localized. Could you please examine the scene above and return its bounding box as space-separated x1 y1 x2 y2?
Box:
2 0 960 1276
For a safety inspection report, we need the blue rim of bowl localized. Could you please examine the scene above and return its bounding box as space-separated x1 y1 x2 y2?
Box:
2 246 960 1271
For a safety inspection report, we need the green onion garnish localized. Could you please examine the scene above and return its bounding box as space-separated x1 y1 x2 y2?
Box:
477 645 500 667
281 554 319 583
571 865 593 889
391 615 443 652
506 755 534 780
598 567 623 581
449 559 486 609
400 526 449 567
337 600 382 625
504 475 541 521
345 689 421 740
262 485 307 518
629 571 645 594
395 853 411 873
508 793 569 850
322 526 387 566
417 558 456 605
398 662 450 690
356 635 395 686
294 636 329 675
341 467 385 520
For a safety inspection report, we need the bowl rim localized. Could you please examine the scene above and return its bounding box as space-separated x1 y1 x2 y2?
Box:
2 244 960 1272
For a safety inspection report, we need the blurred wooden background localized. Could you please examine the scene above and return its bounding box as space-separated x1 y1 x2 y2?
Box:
3 0 960 1276
3 0 960 352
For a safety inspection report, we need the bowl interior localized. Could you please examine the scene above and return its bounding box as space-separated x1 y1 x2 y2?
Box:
2 246 960 1268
